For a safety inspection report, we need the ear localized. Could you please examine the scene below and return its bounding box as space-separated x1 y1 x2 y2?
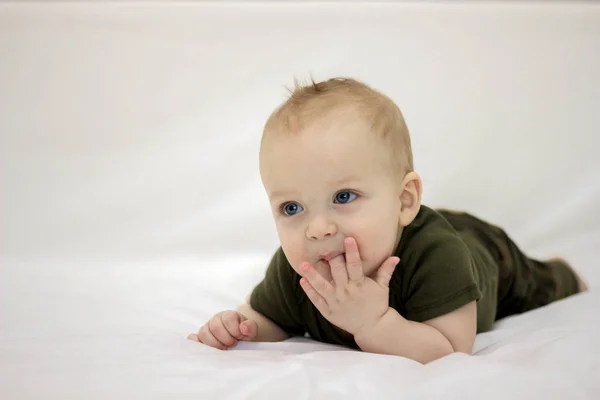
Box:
398 171 422 227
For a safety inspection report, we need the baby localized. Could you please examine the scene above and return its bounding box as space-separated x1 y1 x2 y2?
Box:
188 77 588 364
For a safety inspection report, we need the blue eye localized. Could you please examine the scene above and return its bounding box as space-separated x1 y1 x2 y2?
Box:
282 202 303 216
334 191 358 204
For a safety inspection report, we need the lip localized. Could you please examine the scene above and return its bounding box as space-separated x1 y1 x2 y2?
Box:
319 251 345 262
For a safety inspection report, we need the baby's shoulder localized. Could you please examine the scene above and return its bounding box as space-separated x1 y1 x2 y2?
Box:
392 205 475 283
397 205 468 259
388 206 482 321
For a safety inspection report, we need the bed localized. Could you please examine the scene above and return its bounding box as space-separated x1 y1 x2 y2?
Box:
1 1 599 399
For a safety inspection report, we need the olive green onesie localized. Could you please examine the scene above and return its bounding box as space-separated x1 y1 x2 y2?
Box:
249 205 580 349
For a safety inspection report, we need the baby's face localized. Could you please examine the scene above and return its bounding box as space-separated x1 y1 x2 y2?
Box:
260 117 403 281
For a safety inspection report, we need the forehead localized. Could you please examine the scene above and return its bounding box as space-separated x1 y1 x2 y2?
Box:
260 118 391 195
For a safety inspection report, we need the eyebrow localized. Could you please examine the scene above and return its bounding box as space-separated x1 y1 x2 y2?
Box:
332 176 360 185
268 190 298 200
268 176 360 200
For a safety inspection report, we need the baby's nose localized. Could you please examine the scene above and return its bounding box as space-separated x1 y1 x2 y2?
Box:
306 216 337 240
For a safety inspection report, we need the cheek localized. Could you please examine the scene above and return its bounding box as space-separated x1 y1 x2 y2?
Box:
348 210 398 270
276 224 305 272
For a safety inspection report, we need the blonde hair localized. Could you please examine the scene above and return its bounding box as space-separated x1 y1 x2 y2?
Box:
261 77 414 175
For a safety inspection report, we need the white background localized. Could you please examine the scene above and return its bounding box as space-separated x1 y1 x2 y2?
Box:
1 1 599 398
2 1 599 265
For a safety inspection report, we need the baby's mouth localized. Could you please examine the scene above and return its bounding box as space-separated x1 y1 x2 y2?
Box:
319 251 345 263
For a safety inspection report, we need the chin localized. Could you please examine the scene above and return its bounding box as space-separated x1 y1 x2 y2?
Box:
362 261 382 277
364 268 378 278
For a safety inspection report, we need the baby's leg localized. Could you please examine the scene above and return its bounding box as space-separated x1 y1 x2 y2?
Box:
508 255 586 317
437 209 588 320
550 257 588 292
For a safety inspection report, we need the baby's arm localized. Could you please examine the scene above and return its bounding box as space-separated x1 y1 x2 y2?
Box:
298 237 477 364
354 300 477 364
236 300 289 343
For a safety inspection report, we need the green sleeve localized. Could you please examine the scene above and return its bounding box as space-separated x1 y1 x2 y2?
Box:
249 247 306 336
392 235 483 323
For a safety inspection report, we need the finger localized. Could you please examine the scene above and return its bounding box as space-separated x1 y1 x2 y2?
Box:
208 315 237 347
300 277 330 315
374 257 400 287
300 262 336 303
344 237 364 282
187 333 199 341
329 254 348 287
221 311 243 340
239 319 258 340
198 324 227 350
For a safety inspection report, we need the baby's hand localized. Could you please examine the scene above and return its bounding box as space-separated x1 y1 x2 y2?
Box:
299 237 400 337
187 310 257 350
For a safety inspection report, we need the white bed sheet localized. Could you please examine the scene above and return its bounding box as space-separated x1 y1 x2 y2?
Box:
1 1 599 399
1 255 599 399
